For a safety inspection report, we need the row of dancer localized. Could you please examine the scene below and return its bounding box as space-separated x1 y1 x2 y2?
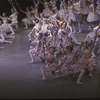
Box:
20 0 100 34
28 11 100 84
0 4 18 48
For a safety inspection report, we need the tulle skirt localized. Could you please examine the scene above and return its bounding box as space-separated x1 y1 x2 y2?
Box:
2 24 12 32
87 12 99 22
67 13 76 22
45 63 58 72
63 63 80 75
22 18 32 25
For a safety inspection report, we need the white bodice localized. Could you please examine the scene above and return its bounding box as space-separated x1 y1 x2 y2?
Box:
68 6 73 13
10 13 18 23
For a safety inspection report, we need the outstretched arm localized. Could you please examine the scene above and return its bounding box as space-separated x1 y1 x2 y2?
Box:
84 34 89 42
35 14 40 21
12 5 18 14
63 0 68 7
51 16 60 23
33 0 37 8
94 26 100 34
40 0 44 5
18 7 26 14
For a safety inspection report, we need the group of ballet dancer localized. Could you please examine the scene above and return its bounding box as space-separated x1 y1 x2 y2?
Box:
0 0 100 84
0 4 18 48
27 0 100 84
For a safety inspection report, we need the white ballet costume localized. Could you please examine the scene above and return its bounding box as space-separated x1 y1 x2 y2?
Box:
81 0 89 15
43 3 51 18
58 3 66 18
30 10 36 21
87 4 99 22
2 18 15 34
67 6 76 22
10 12 18 30
22 12 33 25
66 26 78 44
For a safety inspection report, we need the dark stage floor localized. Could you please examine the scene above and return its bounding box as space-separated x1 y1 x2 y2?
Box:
0 23 100 99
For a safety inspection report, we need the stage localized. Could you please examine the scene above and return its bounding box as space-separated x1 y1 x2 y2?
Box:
0 23 100 99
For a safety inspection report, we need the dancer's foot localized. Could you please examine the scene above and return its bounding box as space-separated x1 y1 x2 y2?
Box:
89 74 94 78
30 61 34 64
42 77 46 81
76 81 84 85
55 70 61 73
77 31 82 34
10 32 15 35
7 41 12 44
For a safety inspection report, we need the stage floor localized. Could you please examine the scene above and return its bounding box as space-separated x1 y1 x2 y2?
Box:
0 23 100 99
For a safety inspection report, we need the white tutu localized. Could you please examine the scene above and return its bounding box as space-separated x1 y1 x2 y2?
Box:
67 13 76 22
22 18 32 25
67 6 76 22
87 12 99 22
58 9 66 18
2 24 11 32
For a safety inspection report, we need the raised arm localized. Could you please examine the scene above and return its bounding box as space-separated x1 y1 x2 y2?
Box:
18 7 26 14
35 14 40 21
12 5 18 14
51 16 60 23
91 4 95 13
84 34 89 42
63 0 68 7
33 0 37 8
94 26 100 34
40 0 44 5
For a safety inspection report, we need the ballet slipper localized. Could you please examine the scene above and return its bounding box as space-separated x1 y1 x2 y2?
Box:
42 77 46 81
55 70 60 73
30 61 35 64
24 27 28 29
77 31 82 34
10 32 15 35
8 41 12 44
89 74 94 78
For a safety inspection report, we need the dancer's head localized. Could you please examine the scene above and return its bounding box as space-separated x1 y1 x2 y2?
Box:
88 25 94 32
26 7 29 12
2 12 7 17
49 47 56 54
30 5 34 10
11 8 15 13
68 0 72 6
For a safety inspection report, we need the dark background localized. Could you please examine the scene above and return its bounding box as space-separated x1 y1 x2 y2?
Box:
0 0 98 22
0 0 61 22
